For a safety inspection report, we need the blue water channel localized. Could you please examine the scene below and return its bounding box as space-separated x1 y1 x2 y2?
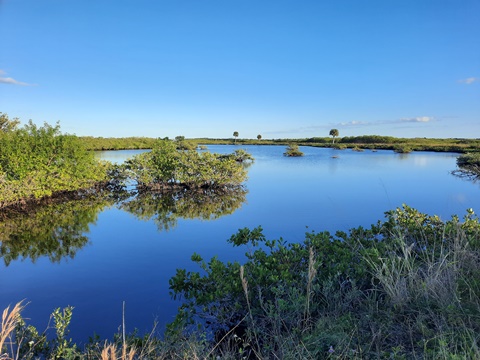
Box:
1 145 478 343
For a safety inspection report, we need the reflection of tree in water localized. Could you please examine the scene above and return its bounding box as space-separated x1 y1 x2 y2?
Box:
0 187 246 265
0 195 113 266
120 188 248 231
452 169 480 184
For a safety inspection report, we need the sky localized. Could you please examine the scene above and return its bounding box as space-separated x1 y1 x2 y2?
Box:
0 0 479 139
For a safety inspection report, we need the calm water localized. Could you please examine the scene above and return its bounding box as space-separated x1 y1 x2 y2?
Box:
1 145 478 342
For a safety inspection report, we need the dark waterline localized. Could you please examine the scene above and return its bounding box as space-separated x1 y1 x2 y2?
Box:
1 145 478 343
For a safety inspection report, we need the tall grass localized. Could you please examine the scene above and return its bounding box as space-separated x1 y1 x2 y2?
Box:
0 301 25 359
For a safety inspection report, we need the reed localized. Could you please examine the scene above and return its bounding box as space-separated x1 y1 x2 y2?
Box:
0 301 25 359
100 342 136 360
304 247 317 326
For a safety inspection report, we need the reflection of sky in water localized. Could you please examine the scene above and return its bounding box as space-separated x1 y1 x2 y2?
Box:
1 145 478 343
411 153 458 167
413 155 429 166
451 192 467 204
94 149 150 164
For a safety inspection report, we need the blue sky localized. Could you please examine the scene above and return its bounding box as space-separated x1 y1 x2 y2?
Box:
1 0 479 139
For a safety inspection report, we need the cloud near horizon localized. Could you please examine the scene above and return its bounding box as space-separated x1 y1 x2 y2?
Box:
0 70 36 86
400 116 434 123
340 120 367 126
264 115 439 136
339 117 434 126
458 77 478 85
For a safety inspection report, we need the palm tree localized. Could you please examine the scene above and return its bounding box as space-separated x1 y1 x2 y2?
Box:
257 134 262 140
329 129 339 144
233 131 239 144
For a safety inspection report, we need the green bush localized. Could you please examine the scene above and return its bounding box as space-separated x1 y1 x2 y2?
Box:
341 135 398 144
393 145 413 153
80 136 157 150
332 143 347 150
125 139 250 190
283 144 304 157
452 153 480 180
457 152 480 169
0 121 110 208
169 205 480 358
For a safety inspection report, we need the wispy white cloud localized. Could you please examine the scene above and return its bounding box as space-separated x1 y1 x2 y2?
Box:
336 117 435 127
458 77 478 85
0 70 36 86
400 116 434 123
264 116 438 136
339 120 367 126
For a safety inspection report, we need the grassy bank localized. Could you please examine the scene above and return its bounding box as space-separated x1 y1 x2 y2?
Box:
2 205 480 359
81 135 480 153
198 136 480 153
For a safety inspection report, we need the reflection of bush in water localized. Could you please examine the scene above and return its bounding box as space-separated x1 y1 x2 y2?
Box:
120 188 248 231
0 195 113 266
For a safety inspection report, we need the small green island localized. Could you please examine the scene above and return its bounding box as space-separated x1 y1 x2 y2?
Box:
283 143 304 157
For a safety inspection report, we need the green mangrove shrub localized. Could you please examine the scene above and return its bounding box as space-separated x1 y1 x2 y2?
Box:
174 135 197 151
393 145 413 153
80 136 158 151
456 152 480 177
340 135 399 144
125 139 250 190
169 205 480 358
0 120 110 208
332 143 347 150
221 149 255 163
283 144 304 157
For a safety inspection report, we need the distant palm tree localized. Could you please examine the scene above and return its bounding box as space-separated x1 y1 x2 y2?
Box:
233 131 239 144
257 134 262 140
329 129 339 144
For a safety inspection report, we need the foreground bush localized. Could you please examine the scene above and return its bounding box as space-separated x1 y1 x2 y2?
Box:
169 205 480 359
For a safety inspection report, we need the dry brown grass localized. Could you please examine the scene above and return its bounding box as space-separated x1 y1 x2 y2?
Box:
304 247 317 325
0 301 25 359
100 342 136 360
